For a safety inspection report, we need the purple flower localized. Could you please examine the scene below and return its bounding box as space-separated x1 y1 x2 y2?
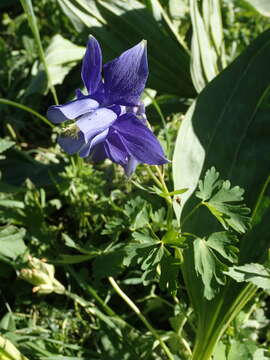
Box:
47 36 168 176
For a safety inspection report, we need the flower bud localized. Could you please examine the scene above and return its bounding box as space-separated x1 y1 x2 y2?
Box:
19 256 65 295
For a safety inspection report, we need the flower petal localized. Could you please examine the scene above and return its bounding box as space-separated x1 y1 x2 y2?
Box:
124 156 139 177
103 41 148 106
79 128 109 158
113 113 168 165
58 132 85 155
75 88 85 99
90 143 107 162
76 108 117 143
47 97 99 123
81 36 103 95
104 130 129 165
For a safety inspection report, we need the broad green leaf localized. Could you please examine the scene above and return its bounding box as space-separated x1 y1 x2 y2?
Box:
207 232 238 263
57 0 195 97
57 0 105 32
173 28 270 355
226 263 270 291
196 167 251 233
1 147 63 187
27 34 85 95
241 0 270 17
190 0 223 92
173 29 270 236
0 226 26 260
203 0 225 65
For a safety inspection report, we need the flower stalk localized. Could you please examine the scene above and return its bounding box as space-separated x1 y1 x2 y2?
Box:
108 276 175 360
19 0 59 104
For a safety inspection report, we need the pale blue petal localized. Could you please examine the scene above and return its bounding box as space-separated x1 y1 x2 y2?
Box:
47 97 99 123
76 108 117 143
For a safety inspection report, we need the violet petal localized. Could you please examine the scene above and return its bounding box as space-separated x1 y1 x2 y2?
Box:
81 36 103 95
103 41 148 106
104 130 129 165
90 143 107 162
124 156 139 177
79 128 109 158
58 132 85 154
113 113 168 165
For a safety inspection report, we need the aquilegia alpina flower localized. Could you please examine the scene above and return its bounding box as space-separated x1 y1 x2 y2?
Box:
47 36 168 175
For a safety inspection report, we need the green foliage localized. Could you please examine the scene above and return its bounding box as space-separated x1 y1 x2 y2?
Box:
56 0 195 97
0 225 26 262
194 232 238 299
196 167 251 233
173 25 270 360
240 0 270 17
226 263 270 291
26 34 85 95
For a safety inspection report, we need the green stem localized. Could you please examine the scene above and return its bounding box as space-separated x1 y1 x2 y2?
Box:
0 98 54 128
146 165 163 188
155 165 173 206
66 265 115 317
20 0 59 104
108 277 175 360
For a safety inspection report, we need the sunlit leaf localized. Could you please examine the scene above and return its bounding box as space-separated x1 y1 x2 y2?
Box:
226 263 270 291
196 167 251 233
193 232 238 299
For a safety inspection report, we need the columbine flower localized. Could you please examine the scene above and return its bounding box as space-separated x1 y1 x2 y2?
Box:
47 36 168 176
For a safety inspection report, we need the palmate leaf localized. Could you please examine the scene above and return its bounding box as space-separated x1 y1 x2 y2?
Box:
226 263 270 291
0 139 15 154
194 232 238 299
124 235 180 292
159 253 181 294
124 242 163 284
241 0 270 17
0 225 26 261
196 167 251 233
